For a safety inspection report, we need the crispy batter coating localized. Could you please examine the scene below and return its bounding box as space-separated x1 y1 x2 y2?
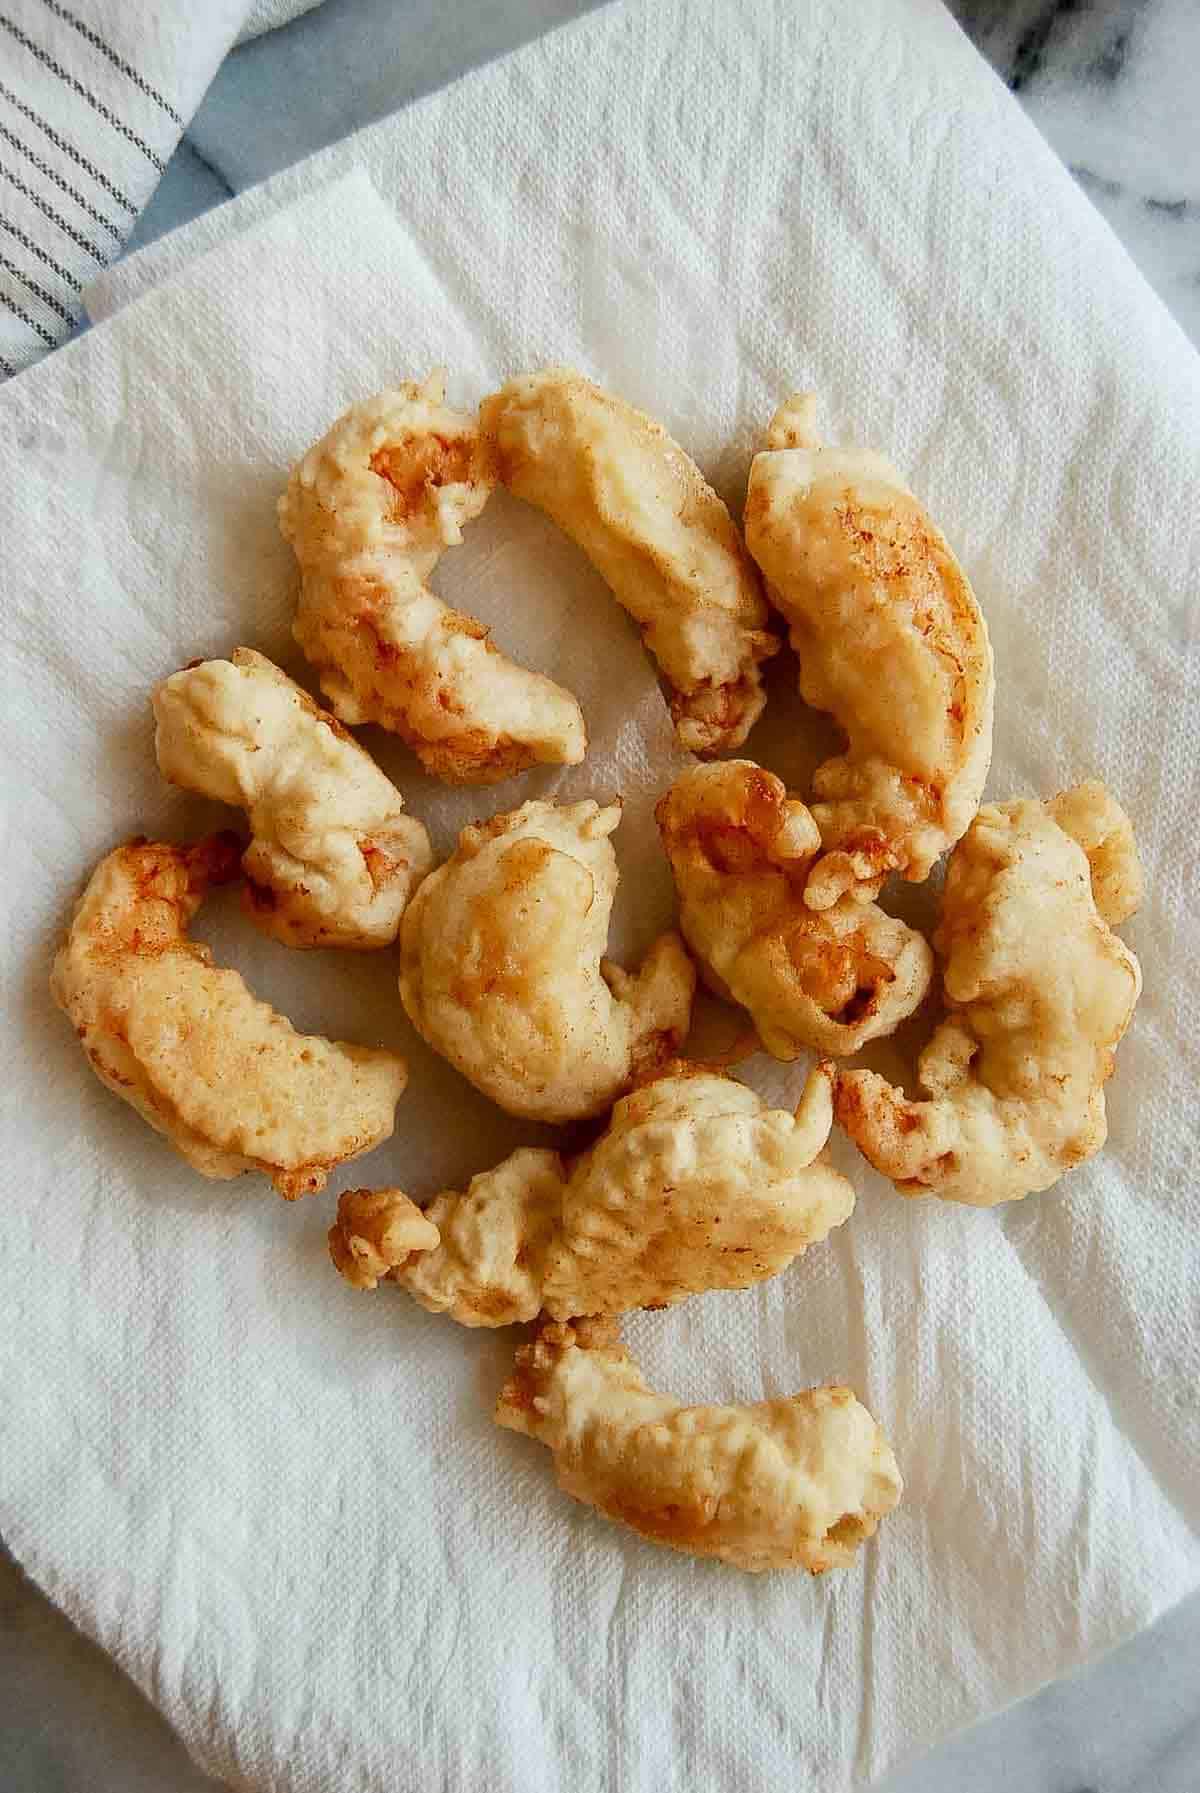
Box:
153 649 433 949
327 1187 440 1289
480 368 778 753
399 798 695 1123
744 394 994 906
834 786 1143 1206
329 1065 853 1323
495 1317 902 1573
50 836 408 1197
279 374 586 783
1047 778 1144 925
657 760 933 1057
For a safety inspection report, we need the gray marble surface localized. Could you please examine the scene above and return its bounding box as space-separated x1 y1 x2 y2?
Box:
4 2 1199 1789
952 0 1200 343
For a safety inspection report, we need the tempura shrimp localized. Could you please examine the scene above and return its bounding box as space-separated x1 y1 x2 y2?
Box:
280 374 586 783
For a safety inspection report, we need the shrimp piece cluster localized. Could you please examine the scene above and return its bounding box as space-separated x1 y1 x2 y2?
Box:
279 374 586 783
50 837 408 1197
835 784 1143 1206
481 368 778 753
328 1064 854 1320
153 649 433 948
495 1318 903 1574
657 760 933 1057
399 798 695 1123
745 395 994 908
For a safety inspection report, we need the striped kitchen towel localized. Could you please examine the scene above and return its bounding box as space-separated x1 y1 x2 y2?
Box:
0 0 310 376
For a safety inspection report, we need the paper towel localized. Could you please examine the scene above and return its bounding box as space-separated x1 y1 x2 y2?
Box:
236 0 323 45
3 2 1200 1790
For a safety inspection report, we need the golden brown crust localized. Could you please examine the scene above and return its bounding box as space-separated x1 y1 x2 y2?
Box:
496 1319 903 1573
834 785 1143 1205
657 760 933 1056
279 374 586 783
481 368 778 753
50 837 408 1195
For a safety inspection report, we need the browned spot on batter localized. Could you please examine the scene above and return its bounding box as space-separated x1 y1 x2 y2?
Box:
370 433 474 517
443 608 489 642
629 1021 691 1086
833 1079 864 1127
473 1287 518 1321
702 823 760 874
274 1164 329 1201
501 838 555 895
743 483 771 527
360 841 403 891
825 1513 867 1548
452 839 557 1006
499 1371 536 1416
608 1495 719 1548
741 766 788 842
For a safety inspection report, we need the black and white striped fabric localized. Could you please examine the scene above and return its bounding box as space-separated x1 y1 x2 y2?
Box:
0 0 253 376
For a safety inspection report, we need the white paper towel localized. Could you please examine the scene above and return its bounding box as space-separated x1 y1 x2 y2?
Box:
3 3 1199 1790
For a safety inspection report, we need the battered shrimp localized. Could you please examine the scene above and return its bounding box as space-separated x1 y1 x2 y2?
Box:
481 368 778 753
657 760 933 1057
399 799 695 1123
328 1064 854 1320
153 649 433 949
50 836 408 1197
744 394 994 907
279 374 586 783
834 786 1143 1206
495 1318 903 1573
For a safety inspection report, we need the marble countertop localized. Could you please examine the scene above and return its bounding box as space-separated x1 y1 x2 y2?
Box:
953 0 1200 344
3 3 1198 1790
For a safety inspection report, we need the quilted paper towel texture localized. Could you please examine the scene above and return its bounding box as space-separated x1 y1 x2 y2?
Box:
3 3 1200 1791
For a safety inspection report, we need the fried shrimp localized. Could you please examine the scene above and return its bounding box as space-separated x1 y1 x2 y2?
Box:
495 1317 902 1573
834 786 1143 1206
50 836 408 1197
328 1064 854 1320
657 760 933 1057
744 394 994 907
399 798 695 1123
279 374 586 783
153 649 433 949
480 368 778 753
